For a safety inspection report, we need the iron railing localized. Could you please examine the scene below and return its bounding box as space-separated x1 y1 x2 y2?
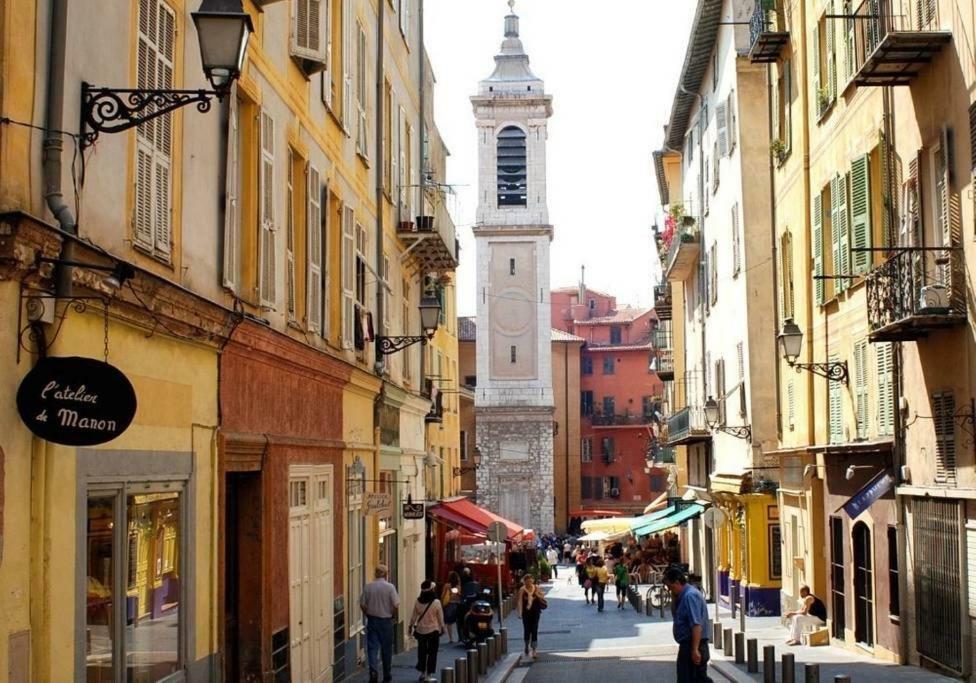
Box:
653 326 672 350
666 406 709 444
649 445 676 465
656 349 674 376
591 413 653 427
865 247 965 336
749 0 784 43
849 0 951 86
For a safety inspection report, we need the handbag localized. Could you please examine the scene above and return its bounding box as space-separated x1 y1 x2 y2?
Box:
583 578 592 590
410 601 434 639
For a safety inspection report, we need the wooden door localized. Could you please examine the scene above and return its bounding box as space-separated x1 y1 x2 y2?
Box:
311 470 334 682
289 478 313 683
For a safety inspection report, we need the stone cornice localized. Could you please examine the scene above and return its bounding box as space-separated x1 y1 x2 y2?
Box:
472 224 554 238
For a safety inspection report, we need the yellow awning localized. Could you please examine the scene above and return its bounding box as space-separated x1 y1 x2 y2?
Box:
643 491 669 514
580 517 638 535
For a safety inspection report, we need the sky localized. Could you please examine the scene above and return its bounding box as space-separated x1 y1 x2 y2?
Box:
424 0 698 317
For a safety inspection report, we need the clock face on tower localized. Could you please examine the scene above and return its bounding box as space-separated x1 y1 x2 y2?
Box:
489 242 538 380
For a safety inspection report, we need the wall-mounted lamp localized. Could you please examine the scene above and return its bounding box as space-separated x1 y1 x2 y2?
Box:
845 464 877 480
378 296 442 355
452 446 482 477
703 396 751 440
778 319 848 384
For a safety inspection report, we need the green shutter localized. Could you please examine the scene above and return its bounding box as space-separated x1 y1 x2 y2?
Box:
828 354 843 443
826 2 837 102
831 175 849 293
812 24 821 116
876 343 893 436
850 154 872 274
813 193 825 304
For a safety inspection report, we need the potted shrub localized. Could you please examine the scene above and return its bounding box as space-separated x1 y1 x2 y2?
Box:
399 219 415 232
536 557 551 582
769 139 787 165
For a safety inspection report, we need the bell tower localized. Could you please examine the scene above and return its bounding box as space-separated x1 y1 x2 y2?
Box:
471 1 555 533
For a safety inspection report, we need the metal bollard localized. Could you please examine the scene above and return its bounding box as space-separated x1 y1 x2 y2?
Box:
734 632 745 664
455 657 467 683
730 585 738 619
466 649 479 683
477 643 488 675
441 667 455 683
782 653 795 683
723 628 734 657
747 638 759 673
739 590 747 633
763 645 776 683
804 663 820 683
499 627 508 655
833 677 851 683
488 636 497 666
713 623 723 649
645 596 653 616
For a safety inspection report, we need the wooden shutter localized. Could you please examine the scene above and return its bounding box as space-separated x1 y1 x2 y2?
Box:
320 0 335 107
904 151 923 247
876 343 893 436
933 392 957 484
812 23 821 114
356 23 368 156
286 151 296 318
850 154 872 274
737 343 746 417
771 67 780 143
813 193 826 304
844 1 855 81
826 4 837 102
341 206 355 348
732 203 741 275
342 0 353 130
854 340 868 439
712 141 720 193
828 354 843 443
307 166 323 333
787 379 796 430
879 130 893 249
716 100 728 157
399 0 409 38
223 91 241 291
969 103 976 174
830 175 849 293
939 126 957 248
259 110 277 307
727 91 736 154
135 0 174 260
716 358 727 425
783 60 792 151
293 0 325 61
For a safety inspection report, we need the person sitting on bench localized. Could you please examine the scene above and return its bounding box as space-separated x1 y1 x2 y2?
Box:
785 585 827 645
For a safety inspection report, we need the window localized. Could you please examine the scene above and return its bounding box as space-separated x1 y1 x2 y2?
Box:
710 242 718 305
769 525 783 580
812 185 830 304
341 0 353 130
610 326 622 344
460 431 468 461
510 345 517 364
731 203 741 276
509 258 516 275
602 357 615 375
850 154 873 274
601 437 615 463
463 375 476 388
602 395 615 416
813 11 836 117
383 80 393 196
134 0 176 263
714 358 726 426
377 472 397 586
581 356 593 375
341 206 355 348
588 299 596 310
307 169 325 334
854 339 869 439
580 391 594 416
581 476 593 499
355 22 368 159
581 438 592 463
402 278 413 381
831 173 850 295
773 59 792 154
887 525 900 616
876 343 894 436
320 0 339 109
291 0 328 74
86 490 182 680
650 473 666 492
223 91 243 292
399 0 410 41
716 99 728 158
933 391 957 485
787 379 796 431
828 354 843 443
355 223 367 308
258 110 277 307
497 126 527 206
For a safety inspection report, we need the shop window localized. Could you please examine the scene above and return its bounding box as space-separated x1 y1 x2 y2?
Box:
86 490 182 681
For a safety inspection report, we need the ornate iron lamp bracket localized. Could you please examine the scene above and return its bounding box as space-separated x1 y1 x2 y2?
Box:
452 465 478 476
790 360 849 384
81 82 223 148
716 425 752 440
377 335 429 356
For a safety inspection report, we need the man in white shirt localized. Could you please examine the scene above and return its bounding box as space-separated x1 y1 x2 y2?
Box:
360 564 400 682
545 546 559 578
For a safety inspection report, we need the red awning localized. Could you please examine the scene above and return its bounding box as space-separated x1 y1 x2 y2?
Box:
429 497 524 542
569 509 625 518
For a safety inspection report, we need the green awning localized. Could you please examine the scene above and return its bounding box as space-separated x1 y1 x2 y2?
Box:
633 504 706 538
629 504 678 531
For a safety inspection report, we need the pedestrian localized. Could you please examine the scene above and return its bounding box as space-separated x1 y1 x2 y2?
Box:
440 571 461 643
664 567 712 682
584 556 598 605
360 564 400 683
409 580 446 682
594 558 609 611
563 540 572 563
784 585 827 645
614 557 630 610
546 546 559 579
515 573 547 659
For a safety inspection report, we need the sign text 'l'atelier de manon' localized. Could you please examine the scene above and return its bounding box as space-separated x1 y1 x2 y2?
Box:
16 356 138 446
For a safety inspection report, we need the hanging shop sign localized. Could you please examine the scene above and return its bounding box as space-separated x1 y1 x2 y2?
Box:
402 501 425 520
365 491 393 517
841 470 896 519
16 356 137 446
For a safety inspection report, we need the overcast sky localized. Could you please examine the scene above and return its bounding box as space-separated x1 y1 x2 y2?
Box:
424 0 697 316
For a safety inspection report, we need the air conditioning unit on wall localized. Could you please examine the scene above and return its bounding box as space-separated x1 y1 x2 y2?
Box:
609 488 620 498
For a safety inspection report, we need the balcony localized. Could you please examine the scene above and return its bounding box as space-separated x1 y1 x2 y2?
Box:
666 406 711 446
849 0 951 86
591 412 654 427
749 0 789 64
397 186 459 271
648 445 676 466
654 283 672 320
655 349 674 381
665 224 701 282
866 247 966 342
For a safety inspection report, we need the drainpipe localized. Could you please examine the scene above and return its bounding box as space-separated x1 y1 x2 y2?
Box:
766 63 781 442
43 0 75 235
417 0 428 396
374 0 386 371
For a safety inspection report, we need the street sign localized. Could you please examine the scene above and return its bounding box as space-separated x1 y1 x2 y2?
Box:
402 501 425 519
487 521 508 543
364 492 392 516
702 507 726 529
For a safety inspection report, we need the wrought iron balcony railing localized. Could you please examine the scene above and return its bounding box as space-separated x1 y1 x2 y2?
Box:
866 246 966 341
648 445 676 465
749 0 789 64
849 0 951 86
666 406 711 446
591 413 653 427
654 349 674 380
396 185 459 271
654 283 672 320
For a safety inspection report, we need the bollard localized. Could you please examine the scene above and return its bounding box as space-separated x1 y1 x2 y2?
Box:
804 663 820 683
734 632 745 664
730 585 738 619
455 657 467 683
739 590 747 633
746 638 758 672
441 667 455 683
713 623 723 649
645 596 653 616
499 627 508 655
782 653 795 683
477 643 488 675
466 649 478 683
723 628 734 657
763 645 776 683
488 636 497 666
833 677 851 683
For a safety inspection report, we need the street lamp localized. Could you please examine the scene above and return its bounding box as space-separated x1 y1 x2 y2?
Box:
778 318 849 384
703 396 752 440
453 447 482 476
81 0 253 147
378 295 443 355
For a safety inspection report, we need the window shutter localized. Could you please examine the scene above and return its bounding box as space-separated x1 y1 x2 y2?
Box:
783 60 792 152
732 203 741 275
726 91 736 154
398 107 407 216
828 355 843 443
737 342 746 417
341 206 355 348
830 175 849 293
771 65 780 143
399 0 410 38
292 0 325 60
223 91 241 291
876 342 893 436
826 2 837 101
307 166 323 333
381 254 391 332
844 1 855 81
342 0 353 131
813 193 825 304
939 126 956 248
969 103 976 174
716 358 727 425
850 154 872 274
259 110 277 307
933 392 957 484
812 24 821 114
286 152 296 318
356 24 368 156
904 151 922 247
712 141 720 192
320 0 334 107
879 130 893 249
716 100 728 157
778 245 786 321
787 379 796 429
854 339 868 439
582 477 593 499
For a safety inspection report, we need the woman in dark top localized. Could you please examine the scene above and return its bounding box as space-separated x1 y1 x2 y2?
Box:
515 574 547 659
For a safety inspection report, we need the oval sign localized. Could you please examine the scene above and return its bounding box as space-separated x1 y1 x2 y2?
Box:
16 356 137 446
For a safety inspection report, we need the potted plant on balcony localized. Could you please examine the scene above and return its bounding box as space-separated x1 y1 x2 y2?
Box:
769 139 787 166
399 219 415 232
416 215 434 231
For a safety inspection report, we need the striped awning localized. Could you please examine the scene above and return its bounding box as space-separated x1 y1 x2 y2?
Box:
633 503 707 538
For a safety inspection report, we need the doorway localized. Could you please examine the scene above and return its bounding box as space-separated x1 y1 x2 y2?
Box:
224 472 262 682
829 516 846 639
852 522 874 647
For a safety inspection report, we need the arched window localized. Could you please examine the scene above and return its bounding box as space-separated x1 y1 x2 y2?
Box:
497 126 527 206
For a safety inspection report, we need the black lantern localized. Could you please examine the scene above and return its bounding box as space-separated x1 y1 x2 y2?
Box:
703 396 751 440
378 296 443 356
778 318 848 384
192 0 254 92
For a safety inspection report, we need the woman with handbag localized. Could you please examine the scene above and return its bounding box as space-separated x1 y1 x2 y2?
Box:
440 571 461 643
409 581 446 682
515 574 547 659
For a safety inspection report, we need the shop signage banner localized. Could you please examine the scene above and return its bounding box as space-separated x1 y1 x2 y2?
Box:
402 501 425 519
841 470 895 519
364 492 392 516
16 356 137 446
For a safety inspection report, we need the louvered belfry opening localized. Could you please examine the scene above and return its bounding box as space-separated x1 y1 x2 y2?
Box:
497 125 528 206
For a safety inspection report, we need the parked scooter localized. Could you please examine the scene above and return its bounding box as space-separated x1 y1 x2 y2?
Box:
460 587 495 647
